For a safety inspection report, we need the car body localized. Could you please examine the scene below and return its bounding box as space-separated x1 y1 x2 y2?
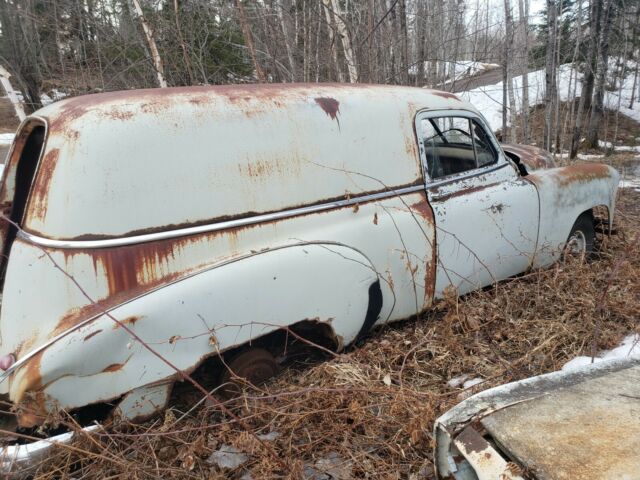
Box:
0 84 618 459
434 357 640 479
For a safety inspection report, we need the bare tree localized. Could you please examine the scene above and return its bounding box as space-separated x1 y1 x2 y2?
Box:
131 0 167 88
543 0 558 151
585 0 613 149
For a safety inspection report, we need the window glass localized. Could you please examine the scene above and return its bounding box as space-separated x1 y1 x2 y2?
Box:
471 119 498 167
420 117 475 179
419 116 498 179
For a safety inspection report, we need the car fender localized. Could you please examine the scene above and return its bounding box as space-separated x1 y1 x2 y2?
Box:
10 243 380 420
526 163 619 268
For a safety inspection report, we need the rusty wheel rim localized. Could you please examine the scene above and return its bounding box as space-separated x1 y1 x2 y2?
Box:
219 348 278 396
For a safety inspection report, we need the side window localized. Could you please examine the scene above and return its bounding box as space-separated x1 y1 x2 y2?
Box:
421 117 475 179
471 119 498 167
419 116 498 180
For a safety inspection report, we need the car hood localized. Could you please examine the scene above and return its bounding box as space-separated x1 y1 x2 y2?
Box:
501 143 556 172
434 357 640 480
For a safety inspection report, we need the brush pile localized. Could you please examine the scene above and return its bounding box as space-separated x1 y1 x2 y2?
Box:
27 184 640 480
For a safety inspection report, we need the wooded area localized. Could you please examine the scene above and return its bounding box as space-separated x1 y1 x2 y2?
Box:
0 0 638 157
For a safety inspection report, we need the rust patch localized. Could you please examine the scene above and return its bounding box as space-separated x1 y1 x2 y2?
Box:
430 182 500 203
501 143 555 170
83 329 103 341
113 316 141 329
14 351 47 428
456 426 490 455
428 90 461 101
314 97 340 125
27 147 59 223
410 197 435 222
555 163 612 186
102 363 125 373
410 194 437 305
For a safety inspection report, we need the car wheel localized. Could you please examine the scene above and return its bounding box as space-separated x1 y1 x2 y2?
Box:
218 348 279 396
564 212 595 259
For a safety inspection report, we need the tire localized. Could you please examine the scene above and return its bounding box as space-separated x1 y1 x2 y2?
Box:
218 348 279 397
564 212 595 259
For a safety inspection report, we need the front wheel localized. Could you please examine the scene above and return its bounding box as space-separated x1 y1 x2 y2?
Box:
564 212 595 259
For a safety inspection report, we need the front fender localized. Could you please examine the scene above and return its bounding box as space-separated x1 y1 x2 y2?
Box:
10 243 379 420
527 163 619 268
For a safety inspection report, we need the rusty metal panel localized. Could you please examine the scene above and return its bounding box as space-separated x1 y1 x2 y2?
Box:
527 163 619 268
500 143 555 171
428 164 539 297
434 358 640 480
481 362 640 480
0 190 436 423
21 84 466 240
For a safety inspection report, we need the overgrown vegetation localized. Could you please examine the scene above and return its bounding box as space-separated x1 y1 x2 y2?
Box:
21 167 639 479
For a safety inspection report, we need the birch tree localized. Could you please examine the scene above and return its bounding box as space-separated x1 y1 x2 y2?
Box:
543 0 558 151
131 0 167 88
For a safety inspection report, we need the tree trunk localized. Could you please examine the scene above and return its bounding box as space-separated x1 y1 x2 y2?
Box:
131 0 167 88
322 0 344 82
585 0 613 149
277 0 298 81
326 0 358 83
518 0 530 142
543 0 558 151
0 65 26 121
398 0 409 84
504 0 517 142
235 0 267 83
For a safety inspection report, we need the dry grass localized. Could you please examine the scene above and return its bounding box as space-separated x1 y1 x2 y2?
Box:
20 177 640 480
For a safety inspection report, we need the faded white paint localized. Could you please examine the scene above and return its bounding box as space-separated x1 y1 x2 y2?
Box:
0 85 620 465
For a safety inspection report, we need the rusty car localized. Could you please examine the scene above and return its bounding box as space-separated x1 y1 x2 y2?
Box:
434 356 640 479
0 84 618 467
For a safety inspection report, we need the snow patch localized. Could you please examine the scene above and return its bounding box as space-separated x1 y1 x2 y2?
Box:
462 377 484 389
562 334 640 372
459 59 640 132
0 133 14 146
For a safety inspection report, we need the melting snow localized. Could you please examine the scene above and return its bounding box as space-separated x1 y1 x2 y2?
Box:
562 334 640 372
459 60 640 132
0 133 14 146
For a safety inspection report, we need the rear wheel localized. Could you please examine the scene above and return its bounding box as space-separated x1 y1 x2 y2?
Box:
564 212 595 259
218 348 279 397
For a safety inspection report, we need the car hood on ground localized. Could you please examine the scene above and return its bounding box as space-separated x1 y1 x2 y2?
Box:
435 357 640 480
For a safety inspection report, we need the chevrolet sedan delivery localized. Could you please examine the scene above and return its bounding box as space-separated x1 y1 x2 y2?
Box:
0 84 618 443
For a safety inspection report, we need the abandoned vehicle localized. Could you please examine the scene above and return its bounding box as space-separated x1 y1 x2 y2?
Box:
0 84 619 467
434 356 640 480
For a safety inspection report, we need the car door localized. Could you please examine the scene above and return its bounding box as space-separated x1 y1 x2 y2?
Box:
415 110 539 298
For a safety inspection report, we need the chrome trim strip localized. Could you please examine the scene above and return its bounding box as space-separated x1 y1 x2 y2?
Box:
426 162 508 190
18 185 426 249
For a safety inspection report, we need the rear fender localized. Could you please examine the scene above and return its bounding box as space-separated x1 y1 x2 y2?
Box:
10 243 379 420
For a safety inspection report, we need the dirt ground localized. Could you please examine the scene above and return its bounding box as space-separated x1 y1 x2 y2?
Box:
15 161 637 479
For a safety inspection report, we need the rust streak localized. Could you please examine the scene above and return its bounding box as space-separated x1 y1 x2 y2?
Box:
102 363 125 373
26 147 59 223
83 329 103 341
